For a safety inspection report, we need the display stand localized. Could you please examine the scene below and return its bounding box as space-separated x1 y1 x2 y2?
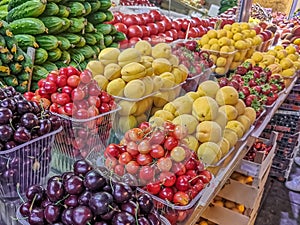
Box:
184 75 299 225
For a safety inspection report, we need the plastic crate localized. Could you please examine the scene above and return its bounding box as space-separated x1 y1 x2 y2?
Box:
181 67 213 93
113 93 156 140
51 106 120 173
0 127 62 199
205 49 237 76
0 198 21 225
16 207 171 225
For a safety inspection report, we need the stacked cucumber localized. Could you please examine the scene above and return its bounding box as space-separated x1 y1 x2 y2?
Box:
0 0 9 20
0 20 33 93
5 0 126 91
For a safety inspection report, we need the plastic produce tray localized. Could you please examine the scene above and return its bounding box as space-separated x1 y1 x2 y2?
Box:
16 207 171 225
52 106 120 173
0 127 62 199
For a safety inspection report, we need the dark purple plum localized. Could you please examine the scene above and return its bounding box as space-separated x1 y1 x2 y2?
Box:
0 108 13 125
30 101 41 114
52 223 64 225
95 222 109 225
41 198 52 208
49 116 61 131
9 157 20 169
26 185 44 203
65 175 84 195
147 213 161 225
46 177 64 202
20 113 39 130
100 203 119 221
112 183 133 203
28 208 45 225
44 204 61 223
62 172 74 186
16 100 33 115
4 86 16 96
4 141 17 150
71 206 93 225
73 160 92 176
61 208 73 225
138 194 154 214
84 170 106 191
138 217 151 225
121 200 140 216
89 192 113 215
0 125 13 142
14 93 25 101
103 184 112 193
0 142 3 151
64 194 79 207
37 119 51 136
14 127 31 143
2 169 18 183
19 202 32 217
112 212 135 225
78 190 92 206
0 98 16 111
0 90 7 100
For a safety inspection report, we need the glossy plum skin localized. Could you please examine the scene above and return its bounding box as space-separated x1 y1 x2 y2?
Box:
19 160 163 225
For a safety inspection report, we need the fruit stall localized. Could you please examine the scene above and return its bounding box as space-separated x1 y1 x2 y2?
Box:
0 0 300 224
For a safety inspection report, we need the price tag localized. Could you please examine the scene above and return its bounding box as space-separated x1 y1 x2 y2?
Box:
208 4 220 17
27 47 36 62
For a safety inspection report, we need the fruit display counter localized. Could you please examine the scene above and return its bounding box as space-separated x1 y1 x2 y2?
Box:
183 74 299 225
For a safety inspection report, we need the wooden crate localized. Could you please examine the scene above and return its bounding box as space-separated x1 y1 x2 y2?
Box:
202 186 264 225
217 165 270 209
235 132 277 179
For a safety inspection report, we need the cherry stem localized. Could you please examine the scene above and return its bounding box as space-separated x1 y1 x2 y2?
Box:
29 194 37 212
189 175 202 183
16 183 25 203
55 194 70 206
135 203 139 225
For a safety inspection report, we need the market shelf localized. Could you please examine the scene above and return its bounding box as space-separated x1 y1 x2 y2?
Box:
184 75 299 225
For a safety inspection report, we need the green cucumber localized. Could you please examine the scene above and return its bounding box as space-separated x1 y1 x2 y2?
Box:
32 65 48 81
17 72 30 81
14 34 39 50
99 0 112 10
42 2 59 16
9 18 46 35
57 5 70 17
83 2 92 16
90 45 100 55
47 48 62 62
36 35 59 51
3 75 18 87
55 61 67 68
60 33 81 45
109 42 119 48
13 48 25 62
9 62 23 74
0 52 13 64
85 22 96 33
41 61 58 72
87 12 107 25
84 33 97 45
60 51 71 64
21 52 34 74
67 18 85 33
56 18 71 34
74 37 86 48
0 35 6 46
69 49 85 63
8 0 46 11
114 31 126 42
57 36 72 50
7 0 46 22
15 80 28 93
30 81 39 91
79 45 96 59
34 48 48 65
95 23 112 35
104 35 113 47
40 16 64 34
105 10 114 22
89 1 101 13
65 2 85 17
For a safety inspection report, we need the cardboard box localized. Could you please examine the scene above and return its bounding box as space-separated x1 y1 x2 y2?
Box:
235 132 277 178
